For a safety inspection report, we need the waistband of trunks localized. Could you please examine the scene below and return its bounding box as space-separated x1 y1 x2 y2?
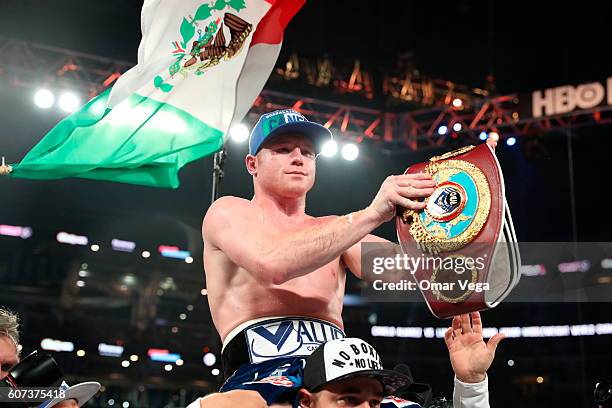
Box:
221 316 345 380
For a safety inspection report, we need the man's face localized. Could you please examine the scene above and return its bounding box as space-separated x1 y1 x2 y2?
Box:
0 335 19 380
248 133 317 199
300 377 384 408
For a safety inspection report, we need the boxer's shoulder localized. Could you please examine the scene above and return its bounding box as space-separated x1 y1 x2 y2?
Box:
204 196 258 223
207 195 253 213
202 197 261 242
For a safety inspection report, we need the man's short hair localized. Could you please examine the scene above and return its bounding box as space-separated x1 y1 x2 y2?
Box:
0 308 20 352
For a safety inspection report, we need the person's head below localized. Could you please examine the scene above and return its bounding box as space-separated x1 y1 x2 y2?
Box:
298 338 411 408
53 399 79 408
0 307 20 380
38 381 102 408
299 376 384 408
246 109 332 201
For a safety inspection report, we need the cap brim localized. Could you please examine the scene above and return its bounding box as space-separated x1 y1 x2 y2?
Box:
43 382 101 408
261 121 332 153
324 369 413 396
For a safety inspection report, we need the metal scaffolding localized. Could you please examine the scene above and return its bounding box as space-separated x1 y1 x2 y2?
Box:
2 36 611 154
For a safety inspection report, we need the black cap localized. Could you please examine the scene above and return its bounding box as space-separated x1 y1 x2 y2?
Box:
303 338 412 396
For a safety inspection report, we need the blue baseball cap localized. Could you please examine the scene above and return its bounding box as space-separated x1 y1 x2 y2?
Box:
248 109 332 156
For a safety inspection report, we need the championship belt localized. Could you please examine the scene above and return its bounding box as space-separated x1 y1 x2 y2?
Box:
395 144 521 318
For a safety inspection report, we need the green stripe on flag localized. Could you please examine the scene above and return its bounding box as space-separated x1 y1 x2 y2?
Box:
10 88 224 188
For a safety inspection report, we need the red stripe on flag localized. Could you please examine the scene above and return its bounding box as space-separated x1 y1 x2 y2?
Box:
251 0 304 46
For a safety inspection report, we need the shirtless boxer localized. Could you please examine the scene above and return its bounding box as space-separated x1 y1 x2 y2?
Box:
201 109 437 407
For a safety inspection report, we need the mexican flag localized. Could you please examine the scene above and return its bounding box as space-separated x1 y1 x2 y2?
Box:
7 0 303 188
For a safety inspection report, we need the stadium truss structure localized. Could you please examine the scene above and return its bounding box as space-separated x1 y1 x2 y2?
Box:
1 36 611 154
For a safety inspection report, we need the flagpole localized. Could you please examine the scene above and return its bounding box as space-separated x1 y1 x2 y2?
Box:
211 147 227 205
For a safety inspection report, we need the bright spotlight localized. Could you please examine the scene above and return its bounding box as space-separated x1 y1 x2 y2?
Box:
341 143 359 161
479 131 488 141
185 256 194 264
452 123 462 132
130 354 139 362
452 98 463 108
90 244 100 252
141 251 151 258
229 124 249 143
488 131 499 142
175 359 184 366
76 349 86 357
203 352 216 366
321 140 338 157
121 360 130 368
34 89 55 109
437 125 448 135
164 364 173 372
506 137 517 146
59 92 81 113
211 368 220 376
76 280 85 288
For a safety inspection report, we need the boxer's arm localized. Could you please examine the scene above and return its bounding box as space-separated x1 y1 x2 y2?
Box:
341 234 399 279
445 313 504 408
453 376 489 408
203 196 381 284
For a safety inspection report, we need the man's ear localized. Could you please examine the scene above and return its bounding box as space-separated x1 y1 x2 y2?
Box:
298 389 314 408
245 154 257 176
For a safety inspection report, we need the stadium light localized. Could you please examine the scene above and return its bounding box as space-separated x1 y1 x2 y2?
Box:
58 91 80 113
341 143 359 161
203 352 216 366
34 89 55 109
229 124 249 143
321 140 338 157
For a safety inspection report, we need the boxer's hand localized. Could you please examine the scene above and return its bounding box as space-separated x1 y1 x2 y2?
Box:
366 173 436 224
444 312 504 383
486 133 498 149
